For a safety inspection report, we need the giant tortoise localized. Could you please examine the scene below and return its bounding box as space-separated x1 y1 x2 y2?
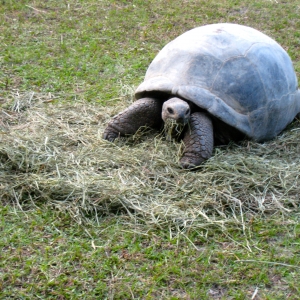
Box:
103 23 300 169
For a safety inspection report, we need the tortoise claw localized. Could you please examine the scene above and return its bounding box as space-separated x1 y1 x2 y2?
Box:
180 155 205 169
103 127 119 142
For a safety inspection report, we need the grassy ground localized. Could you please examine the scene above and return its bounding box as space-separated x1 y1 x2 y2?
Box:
1 0 300 299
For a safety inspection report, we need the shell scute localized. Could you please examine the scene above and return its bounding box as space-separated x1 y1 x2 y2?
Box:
212 56 267 114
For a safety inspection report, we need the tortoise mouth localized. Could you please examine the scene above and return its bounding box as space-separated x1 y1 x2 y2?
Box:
163 118 186 141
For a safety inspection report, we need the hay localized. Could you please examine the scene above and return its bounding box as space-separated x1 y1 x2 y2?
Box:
1 91 300 230
163 118 186 141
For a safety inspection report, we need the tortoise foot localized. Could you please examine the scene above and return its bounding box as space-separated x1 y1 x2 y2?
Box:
103 98 163 142
180 154 207 169
180 112 214 169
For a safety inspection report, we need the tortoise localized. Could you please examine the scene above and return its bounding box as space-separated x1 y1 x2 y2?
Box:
103 23 300 169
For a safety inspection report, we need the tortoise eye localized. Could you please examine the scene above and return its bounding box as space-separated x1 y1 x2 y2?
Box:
167 107 174 114
186 108 190 115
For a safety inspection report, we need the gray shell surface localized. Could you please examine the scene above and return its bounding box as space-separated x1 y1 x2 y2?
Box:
135 23 300 141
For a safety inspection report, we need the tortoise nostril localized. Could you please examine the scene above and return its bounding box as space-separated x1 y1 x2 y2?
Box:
167 107 174 114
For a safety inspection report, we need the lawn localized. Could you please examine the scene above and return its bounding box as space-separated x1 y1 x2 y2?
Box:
1 0 300 299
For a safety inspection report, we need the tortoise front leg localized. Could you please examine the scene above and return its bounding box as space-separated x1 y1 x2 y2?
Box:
103 98 163 141
180 112 214 169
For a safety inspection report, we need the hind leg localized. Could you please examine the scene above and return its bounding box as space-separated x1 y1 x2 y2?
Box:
180 112 214 169
103 98 163 141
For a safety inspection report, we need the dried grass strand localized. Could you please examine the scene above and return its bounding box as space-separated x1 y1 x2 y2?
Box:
1 91 300 231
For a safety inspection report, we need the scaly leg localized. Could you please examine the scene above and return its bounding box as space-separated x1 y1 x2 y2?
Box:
103 98 163 141
180 112 214 169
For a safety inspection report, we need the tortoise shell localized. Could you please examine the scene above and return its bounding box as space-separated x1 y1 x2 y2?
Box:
135 23 300 141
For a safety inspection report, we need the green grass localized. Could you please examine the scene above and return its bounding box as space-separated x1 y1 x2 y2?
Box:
1 0 300 299
1 0 299 102
1 207 300 298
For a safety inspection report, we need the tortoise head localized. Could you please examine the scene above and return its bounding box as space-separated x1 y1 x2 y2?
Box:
162 98 191 140
162 98 190 125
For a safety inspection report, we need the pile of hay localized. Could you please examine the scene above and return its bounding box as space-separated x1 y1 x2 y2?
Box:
1 91 300 230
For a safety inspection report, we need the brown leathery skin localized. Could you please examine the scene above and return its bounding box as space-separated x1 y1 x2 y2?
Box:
103 98 163 141
180 112 214 169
